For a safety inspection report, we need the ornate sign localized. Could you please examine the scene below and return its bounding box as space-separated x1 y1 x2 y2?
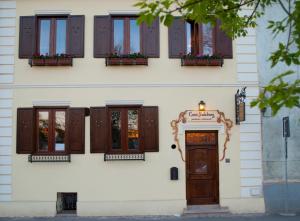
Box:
186 110 218 122
170 110 233 162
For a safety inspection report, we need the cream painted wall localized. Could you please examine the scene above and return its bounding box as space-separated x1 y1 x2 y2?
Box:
0 0 265 216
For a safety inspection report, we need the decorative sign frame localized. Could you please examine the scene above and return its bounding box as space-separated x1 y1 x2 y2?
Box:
170 110 233 162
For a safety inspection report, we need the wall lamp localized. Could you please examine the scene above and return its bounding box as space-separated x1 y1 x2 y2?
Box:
198 100 206 111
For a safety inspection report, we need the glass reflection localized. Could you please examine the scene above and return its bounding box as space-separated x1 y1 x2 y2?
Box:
202 23 213 56
38 111 49 151
186 22 192 54
55 111 65 151
113 20 124 54
111 111 121 149
56 19 67 54
130 19 140 53
128 110 139 149
39 20 51 55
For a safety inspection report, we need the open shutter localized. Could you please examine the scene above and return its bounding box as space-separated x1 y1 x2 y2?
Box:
215 20 233 58
94 16 111 58
168 17 186 58
17 108 35 154
68 15 85 58
142 18 160 58
90 107 107 153
143 106 159 152
19 16 36 58
68 108 88 154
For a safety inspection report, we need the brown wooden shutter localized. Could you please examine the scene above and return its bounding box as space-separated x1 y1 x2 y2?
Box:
143 106 159 152
17 108 35 154
68 15 85 58
90 107 107 153
67 108 88 154
94 16 111 58
142 18 160 58
215 20 233 59
168 17 186 58
19 16 36 58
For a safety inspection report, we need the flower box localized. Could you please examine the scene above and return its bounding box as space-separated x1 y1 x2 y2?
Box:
105 57 148 66
29 56 73 67
181 58 224 67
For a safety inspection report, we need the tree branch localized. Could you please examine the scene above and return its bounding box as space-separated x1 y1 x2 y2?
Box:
278 0 292 16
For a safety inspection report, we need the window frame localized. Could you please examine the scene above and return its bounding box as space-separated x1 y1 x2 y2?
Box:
185 21 216 56
107 105 143 154
35 107 68 155
37 15 69 56
111 16 143 55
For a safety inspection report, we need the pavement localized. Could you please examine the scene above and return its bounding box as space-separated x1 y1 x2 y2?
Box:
0 214 300 221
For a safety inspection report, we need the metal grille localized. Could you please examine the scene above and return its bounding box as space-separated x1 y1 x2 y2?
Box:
28 154 71 162
104 153 145 161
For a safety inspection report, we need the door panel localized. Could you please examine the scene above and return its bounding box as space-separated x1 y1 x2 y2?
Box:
186 131 219 205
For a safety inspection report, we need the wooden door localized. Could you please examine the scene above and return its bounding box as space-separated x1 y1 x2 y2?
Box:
186 131 219 205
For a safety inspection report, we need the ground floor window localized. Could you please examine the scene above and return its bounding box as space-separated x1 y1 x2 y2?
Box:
57 192 77 214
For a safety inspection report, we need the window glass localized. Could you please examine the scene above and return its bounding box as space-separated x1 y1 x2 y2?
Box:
55 111 65 151
56 19 67 55
111 111 122 149
38 111 49 151
128 110 139 150
39 20 51 55
202 23 213 56
186 22 192 54
130 19 140 53
113 19 124 54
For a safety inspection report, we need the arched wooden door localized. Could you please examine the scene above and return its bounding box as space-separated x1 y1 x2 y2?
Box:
185 131 219 205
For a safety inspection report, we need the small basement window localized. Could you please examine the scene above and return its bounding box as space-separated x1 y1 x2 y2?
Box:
57 192 77 215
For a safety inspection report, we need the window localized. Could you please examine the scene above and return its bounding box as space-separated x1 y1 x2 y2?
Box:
38 17 67 56
112 17 141 55
37 108 67 154
19 15 85 59
17 107 88 157
108 107 141 153
186 21 215 56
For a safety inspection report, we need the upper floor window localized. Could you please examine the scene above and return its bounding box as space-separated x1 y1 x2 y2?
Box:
94 16 159 58
186 21 214 56
112 17 141 55
19 15 85 60
168 18 233 59
38 17 67 56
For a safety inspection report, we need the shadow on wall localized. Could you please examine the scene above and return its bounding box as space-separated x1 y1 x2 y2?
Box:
264 182 300 214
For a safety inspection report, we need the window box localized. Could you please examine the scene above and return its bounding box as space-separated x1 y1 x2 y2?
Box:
181 57 224 67
105 57 148 66
29 57 73 67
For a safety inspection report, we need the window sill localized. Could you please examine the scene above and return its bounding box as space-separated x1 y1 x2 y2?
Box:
181 58 223 67
105 57 148 66
104 153 145 161
29 57 73 67
28 154 71 162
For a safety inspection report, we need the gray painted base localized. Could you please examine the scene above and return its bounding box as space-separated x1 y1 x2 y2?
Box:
264 182 300 213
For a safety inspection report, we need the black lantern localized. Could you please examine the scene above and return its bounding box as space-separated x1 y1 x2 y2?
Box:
235 87 246 124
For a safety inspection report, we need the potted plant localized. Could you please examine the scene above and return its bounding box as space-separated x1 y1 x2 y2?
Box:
29 53 73 66
44 54 57 66
181 54 224 67
56 54 73 66
106 53 148 66
30 53 45 66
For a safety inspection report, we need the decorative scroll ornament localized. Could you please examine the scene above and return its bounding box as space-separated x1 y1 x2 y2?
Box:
170 110 233 162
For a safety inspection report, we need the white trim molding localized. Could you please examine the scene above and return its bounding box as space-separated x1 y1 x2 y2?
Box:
32 100 72 107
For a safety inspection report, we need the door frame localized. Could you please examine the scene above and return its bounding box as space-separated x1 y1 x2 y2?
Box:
185 130 220 205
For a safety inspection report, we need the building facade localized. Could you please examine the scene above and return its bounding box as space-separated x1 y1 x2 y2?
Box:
256 3 300 214
0 0 264 216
